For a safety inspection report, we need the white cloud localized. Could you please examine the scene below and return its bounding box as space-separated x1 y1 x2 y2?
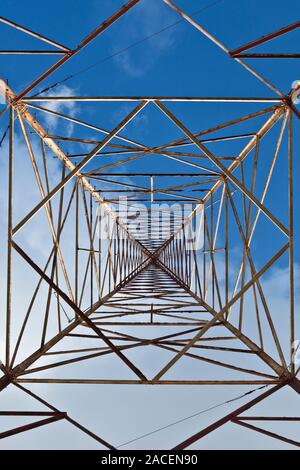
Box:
112 0 176 77
41 84 78 136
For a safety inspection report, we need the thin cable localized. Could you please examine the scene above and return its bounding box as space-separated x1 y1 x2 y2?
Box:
32 0 226 97
0 107 31 144
117 383 269 448
53 292 73 323
0 124 9 147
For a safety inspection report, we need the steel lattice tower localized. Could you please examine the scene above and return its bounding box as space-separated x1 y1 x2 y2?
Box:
0 0 300 449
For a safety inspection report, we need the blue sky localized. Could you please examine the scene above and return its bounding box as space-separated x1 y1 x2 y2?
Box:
0 0 300 450
1 0 300 96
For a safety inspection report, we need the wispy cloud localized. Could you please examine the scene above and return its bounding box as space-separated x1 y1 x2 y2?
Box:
41 84 78 136
112 0 176 77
